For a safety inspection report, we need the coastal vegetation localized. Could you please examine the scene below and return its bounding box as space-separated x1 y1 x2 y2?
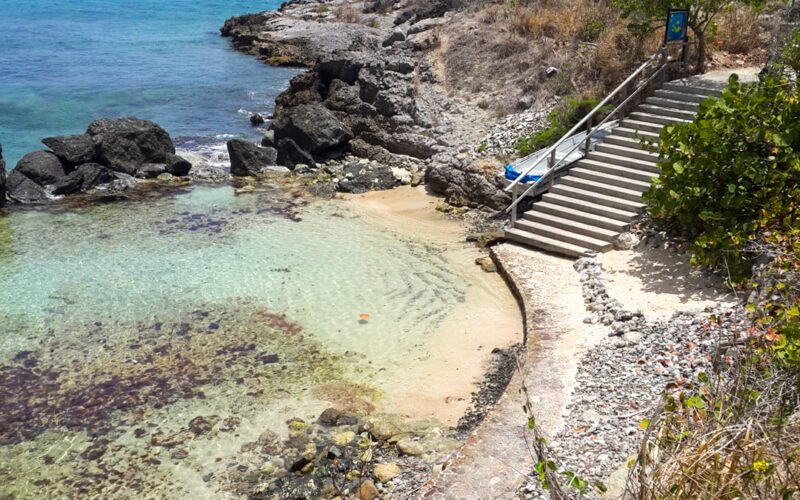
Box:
629 26 800 499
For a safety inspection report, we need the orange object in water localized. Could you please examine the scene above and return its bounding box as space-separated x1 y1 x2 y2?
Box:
359 314 370 320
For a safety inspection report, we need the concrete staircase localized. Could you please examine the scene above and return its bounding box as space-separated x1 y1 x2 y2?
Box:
505 80 722 258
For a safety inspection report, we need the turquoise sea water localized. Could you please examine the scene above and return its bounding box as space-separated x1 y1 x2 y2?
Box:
0 2 521 497
0 0 295 168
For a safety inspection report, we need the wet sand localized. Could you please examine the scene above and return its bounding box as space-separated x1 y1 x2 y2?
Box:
340 186 523 425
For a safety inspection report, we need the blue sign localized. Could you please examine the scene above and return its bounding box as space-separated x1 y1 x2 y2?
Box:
666 10 688 43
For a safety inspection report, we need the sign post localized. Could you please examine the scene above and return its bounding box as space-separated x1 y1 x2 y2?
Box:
665 9 690 65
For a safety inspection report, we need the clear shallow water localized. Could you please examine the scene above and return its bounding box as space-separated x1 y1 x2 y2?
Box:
0 187 473 497
0 0 296 168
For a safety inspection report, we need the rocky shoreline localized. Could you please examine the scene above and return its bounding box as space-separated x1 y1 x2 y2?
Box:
219 0 525 210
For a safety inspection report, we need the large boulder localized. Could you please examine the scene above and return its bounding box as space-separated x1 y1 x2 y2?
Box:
14 150 70 186
0 143 6 207
87 117 175 175
425 162 509 210
42 134 96 166
165 154 192 177
226 139 279 177
270 104 353 166
5 170 48 204
51 163 117 196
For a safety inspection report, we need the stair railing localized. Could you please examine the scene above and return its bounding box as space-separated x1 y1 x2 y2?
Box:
504 46 670 223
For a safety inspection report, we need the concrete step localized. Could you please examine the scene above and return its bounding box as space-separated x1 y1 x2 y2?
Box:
576 158 658 184
542 192 640 222
611 127 661 142
662 82 722 97
604 134 647 149
654 89 712 104
514 219 614 252
628 112 691 126
637 104 697 121
586 151 661 174
570 167 653 192
646 96 700 112
559 176 645 202
524 211 619 242
504 227 594 258
619 119 664 134
595 142 661 164
550 184 646 212
530 201 632 232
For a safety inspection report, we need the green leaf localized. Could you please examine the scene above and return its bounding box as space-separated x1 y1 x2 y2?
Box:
639 419 651 430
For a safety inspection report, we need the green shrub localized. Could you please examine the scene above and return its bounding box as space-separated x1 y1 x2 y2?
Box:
645 74 800 281
514 96 609 156
581 18 605 42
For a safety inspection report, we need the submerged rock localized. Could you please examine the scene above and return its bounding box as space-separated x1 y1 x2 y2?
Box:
227 139 279 177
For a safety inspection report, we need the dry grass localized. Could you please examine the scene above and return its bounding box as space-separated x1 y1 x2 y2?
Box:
625 339 800 500
715 6 763 55
439 0 770 116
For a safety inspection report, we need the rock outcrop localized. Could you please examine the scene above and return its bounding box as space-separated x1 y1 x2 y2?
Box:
270 104 352 166
226 139 279 177
220 1 508 206
86 117 175 175
6 117 191 204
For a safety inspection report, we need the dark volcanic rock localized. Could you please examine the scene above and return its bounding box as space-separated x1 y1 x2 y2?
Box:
135 163 167 179
14 150 70 186
226 139 279 177
42 134 96 166
87 117 175 175
270 104 352 165
337 161 397 194
275 138 314 167
250 113 265 126
6 169 48 203
426 162 509 210
165 154 192 177
51 163 117 195
0 143 6 207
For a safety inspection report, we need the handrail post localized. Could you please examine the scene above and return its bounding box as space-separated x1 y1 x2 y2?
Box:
584 114 593 154
549 149 556 169
510 185 518 225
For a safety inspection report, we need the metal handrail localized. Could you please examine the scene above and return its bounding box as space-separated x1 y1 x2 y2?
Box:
504 46 668 214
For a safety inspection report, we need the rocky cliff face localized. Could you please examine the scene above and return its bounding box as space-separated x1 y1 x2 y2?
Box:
221 0 510 209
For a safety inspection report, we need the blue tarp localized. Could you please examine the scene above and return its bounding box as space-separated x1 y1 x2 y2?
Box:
505 164 541 184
